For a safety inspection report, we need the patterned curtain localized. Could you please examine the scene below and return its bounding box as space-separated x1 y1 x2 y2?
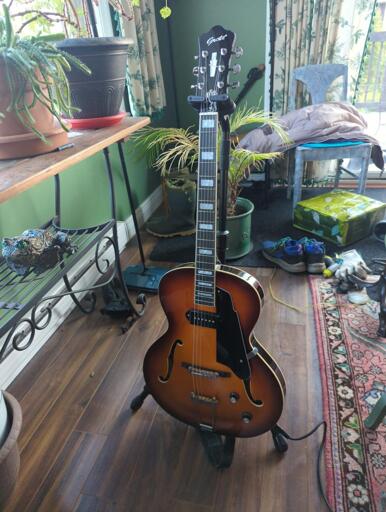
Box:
119 0 166 117
271 0 376 115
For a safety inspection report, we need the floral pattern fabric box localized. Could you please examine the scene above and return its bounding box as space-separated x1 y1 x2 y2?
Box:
293 190 386 246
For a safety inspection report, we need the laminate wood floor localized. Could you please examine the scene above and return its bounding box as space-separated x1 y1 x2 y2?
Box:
5 233 327 512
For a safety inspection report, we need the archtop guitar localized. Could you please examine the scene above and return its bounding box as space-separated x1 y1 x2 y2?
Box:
143 25 285 437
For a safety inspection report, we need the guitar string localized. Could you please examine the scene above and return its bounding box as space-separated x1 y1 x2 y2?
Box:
194 44 225 424
209 49 223 429
192 40 202 404
195 50 208 411
193 46 207 409
197 49 222 426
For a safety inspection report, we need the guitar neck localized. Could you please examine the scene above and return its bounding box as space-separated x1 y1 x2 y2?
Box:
194 111 219 308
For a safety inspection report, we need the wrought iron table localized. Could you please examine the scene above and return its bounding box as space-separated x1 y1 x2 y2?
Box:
0 116 150 363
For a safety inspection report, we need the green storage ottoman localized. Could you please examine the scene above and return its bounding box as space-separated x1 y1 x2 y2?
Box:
293 190 386 246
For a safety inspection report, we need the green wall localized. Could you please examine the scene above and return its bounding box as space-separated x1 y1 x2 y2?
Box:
0 1 267 238
168 0 267 128
0 6 178 238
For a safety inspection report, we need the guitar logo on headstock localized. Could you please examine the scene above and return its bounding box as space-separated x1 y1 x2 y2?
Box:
207 34 228 46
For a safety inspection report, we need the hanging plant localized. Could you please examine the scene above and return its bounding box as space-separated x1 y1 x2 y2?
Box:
130 0 172 20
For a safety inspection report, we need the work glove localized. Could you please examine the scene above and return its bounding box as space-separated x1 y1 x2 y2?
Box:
335 249 371 283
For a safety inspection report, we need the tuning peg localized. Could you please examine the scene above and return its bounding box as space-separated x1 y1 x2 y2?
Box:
233 47 243 58
232 64 241 74
230 81 240 89
197 82 204 90
218 65 225 72
217 81 225 89
220 48 228 56
202 50 208 58
193 66 199 76
194 55 199 60
199 66 206 74
191 85 197 89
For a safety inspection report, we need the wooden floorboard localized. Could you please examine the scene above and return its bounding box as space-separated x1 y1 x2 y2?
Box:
5 233 327 512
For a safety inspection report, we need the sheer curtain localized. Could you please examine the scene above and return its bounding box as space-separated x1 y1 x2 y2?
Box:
119 0 166 116
270 0 376 114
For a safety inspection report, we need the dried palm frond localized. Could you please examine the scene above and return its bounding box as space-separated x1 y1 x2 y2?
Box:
133 126 199 176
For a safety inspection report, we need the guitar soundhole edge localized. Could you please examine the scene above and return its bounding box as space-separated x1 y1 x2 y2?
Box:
158 339 183 383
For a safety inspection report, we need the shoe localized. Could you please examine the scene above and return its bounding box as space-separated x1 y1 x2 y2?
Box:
262 237 306 273
298 237 326 274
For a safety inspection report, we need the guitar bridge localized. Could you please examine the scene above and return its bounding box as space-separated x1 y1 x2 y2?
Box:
182 362 230 379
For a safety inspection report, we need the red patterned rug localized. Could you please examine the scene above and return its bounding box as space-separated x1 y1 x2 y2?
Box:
309 277 386 512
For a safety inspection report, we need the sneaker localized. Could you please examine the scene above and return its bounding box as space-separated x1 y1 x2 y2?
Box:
262 237 306 273
298 237 326 274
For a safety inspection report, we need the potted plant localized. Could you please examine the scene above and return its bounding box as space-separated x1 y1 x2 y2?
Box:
10 0 133 124
134 126 199 237
134 106 286 257
0 390 22 508
0 4 90 159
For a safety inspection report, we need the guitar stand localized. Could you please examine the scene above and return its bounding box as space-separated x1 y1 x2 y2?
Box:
197 430 236 469
130 387 288 467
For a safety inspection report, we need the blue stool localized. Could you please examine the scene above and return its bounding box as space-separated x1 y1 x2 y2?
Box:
286 64 372 214
290 140 371 213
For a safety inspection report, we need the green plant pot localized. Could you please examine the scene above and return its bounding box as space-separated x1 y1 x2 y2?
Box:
225 197 254 260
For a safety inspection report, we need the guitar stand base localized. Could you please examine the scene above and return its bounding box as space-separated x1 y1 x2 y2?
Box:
198 429 236 469
130 385 150 412
271 425 289 453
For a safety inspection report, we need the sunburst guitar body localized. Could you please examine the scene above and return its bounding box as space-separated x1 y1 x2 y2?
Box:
144 264 285 437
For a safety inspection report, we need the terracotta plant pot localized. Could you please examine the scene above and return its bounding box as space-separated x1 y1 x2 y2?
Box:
0 392 22 509
0 65 68 159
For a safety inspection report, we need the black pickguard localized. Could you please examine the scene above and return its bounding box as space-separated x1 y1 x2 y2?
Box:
216 287 250 380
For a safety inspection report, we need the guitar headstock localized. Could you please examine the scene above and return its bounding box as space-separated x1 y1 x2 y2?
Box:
190 25 242 111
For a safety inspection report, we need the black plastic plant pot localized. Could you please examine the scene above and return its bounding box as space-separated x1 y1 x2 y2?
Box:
57 37 131 119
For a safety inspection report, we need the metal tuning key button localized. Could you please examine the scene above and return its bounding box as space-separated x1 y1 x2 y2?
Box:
233 47 244 58
232 64 241 74
220 48 228 56
230 81 240 89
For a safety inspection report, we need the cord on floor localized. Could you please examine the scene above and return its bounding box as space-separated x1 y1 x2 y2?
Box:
275 421 333 512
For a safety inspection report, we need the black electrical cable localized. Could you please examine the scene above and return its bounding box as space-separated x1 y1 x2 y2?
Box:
274 421 333 512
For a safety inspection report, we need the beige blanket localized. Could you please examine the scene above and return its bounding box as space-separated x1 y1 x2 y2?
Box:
238 101 384 170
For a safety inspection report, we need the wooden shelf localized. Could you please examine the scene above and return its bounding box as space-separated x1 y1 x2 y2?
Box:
0 116 150 204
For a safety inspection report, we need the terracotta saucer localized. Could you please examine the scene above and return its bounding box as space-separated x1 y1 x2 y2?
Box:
68 112 126 130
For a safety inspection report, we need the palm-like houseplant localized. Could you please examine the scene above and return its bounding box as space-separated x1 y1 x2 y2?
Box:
0 4 90 158
134 106 287 251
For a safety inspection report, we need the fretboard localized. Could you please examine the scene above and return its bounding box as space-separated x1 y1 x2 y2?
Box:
194 111 218 307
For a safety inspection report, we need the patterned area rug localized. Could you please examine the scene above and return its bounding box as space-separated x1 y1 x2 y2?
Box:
309 277 386 512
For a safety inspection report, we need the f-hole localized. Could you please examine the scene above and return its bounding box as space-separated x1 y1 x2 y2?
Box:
159 339 183 383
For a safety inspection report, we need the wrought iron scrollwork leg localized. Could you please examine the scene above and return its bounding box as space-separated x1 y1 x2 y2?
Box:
102 147 145 319
62 274 96 314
